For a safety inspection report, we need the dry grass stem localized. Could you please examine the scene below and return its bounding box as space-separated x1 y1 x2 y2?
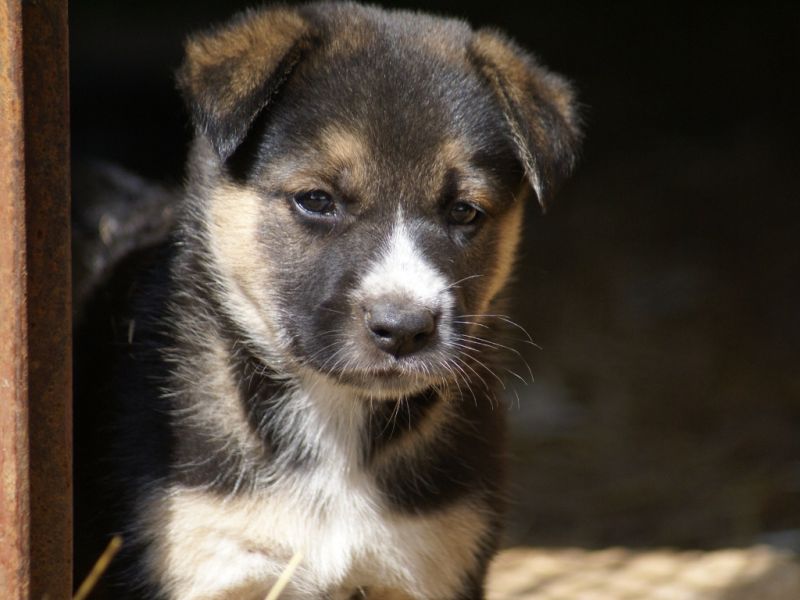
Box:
265 552 304 600
73 535 123 600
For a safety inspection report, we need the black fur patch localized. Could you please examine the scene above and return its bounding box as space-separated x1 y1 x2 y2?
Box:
365 387 441 460
373 388 507 514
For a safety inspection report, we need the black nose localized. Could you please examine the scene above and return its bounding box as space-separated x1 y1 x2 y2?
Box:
365 301 437 357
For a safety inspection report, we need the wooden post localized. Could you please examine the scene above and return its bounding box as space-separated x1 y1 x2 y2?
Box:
0 1 72 598
0 1 31 596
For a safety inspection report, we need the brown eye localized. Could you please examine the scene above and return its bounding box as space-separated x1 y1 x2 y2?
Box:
294 190 336 216
448 201 482 225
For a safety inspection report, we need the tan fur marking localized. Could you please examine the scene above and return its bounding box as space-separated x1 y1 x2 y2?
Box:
470 30 580 209
436 138 471 169
207 186 272 324
206 184 297 364
477 197 525 317
322 127 369 175
436 139 498 208
138 484 489 599
207 185 265 297
264 126 370 197
182 9 311 119
471 32 578 129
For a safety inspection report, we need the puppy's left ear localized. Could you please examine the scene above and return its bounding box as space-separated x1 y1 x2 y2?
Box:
469 30 582 211
176 8 317 161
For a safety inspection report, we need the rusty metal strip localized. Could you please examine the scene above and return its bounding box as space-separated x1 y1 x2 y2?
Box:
0 1 31 598
0 1 72 598
22 0 73 598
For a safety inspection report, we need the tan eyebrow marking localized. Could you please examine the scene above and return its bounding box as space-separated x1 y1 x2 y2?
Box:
263 125 369 196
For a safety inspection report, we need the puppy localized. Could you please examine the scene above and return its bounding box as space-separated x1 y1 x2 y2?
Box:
76 2 580 598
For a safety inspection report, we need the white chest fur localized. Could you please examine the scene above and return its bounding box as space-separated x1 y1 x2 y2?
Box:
140 380 487 599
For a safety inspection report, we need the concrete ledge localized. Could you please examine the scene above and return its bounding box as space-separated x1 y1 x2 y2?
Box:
488 546 800 600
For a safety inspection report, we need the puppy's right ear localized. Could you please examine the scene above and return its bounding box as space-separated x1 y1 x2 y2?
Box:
176 8 317 161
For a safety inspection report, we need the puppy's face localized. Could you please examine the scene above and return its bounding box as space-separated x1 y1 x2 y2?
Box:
182 5 580 398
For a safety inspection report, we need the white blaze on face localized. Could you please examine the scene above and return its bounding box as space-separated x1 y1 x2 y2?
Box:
357 212 453 316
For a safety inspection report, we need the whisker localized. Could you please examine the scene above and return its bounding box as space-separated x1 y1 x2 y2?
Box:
444 357 477 406
452 347 506 390
456 313 540 348
510 386 521 410
452 319 493 331
454 333 535 382
501 366 530 386
458 333 524 357
451 353 491 393
441 273 485 292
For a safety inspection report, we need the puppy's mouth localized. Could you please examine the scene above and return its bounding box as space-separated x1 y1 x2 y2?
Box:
318 362 442 399
292 319 458 399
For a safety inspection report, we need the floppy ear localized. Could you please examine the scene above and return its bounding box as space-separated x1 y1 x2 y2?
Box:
469 30 582 210
176 8 317 161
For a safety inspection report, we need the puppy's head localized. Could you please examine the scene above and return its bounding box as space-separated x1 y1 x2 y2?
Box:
177 4 581 398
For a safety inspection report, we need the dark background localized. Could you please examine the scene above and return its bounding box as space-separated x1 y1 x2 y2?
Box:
71 1 800 550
